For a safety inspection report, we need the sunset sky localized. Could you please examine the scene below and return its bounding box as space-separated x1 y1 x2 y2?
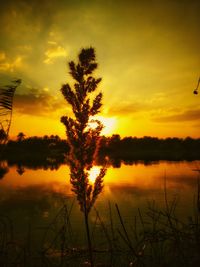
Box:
0 0 199 139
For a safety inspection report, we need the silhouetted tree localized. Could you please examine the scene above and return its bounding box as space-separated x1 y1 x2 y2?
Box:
61 47 106 266
16 164 25 175
17 132 26 142
0 162 8 179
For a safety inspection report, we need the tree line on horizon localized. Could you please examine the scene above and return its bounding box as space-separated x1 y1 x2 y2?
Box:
1 133 200 162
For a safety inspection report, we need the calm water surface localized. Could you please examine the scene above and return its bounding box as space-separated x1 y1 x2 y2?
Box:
1 160 199 215
0 160 199 248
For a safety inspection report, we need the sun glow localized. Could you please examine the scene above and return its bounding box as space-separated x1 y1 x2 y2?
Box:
88 166 101 183
89 116 117 136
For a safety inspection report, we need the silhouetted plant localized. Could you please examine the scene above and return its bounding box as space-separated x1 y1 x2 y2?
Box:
0 129 7 144
193 77 200 95
0 79 21 145
61 47 106 266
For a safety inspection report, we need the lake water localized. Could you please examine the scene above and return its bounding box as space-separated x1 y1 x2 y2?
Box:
0 160 199 265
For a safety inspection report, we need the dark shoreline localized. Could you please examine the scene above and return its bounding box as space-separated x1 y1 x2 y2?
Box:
0 135 199 168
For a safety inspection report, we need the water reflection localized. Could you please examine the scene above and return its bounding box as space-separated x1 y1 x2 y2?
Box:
0 160 199 221
0 161 9 179
0 154 184 180
0 160 199 202
0 160 199 264
16 163 25 175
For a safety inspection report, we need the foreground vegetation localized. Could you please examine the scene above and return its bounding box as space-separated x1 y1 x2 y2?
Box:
0 184 199 267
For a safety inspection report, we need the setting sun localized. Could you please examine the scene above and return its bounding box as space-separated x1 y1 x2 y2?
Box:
88 166 101 183
89 116 117 136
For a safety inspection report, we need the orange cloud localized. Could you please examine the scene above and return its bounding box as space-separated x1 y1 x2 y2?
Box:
152 109 200 123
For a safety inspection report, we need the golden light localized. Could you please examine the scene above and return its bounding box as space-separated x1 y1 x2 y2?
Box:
88 166 101 183
89 116 117 135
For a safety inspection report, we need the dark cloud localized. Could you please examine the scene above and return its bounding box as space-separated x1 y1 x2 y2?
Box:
153 109 200 123
108 102 144 116
14 88 65 116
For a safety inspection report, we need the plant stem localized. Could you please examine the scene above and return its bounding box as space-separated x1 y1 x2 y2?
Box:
84 210 94 267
